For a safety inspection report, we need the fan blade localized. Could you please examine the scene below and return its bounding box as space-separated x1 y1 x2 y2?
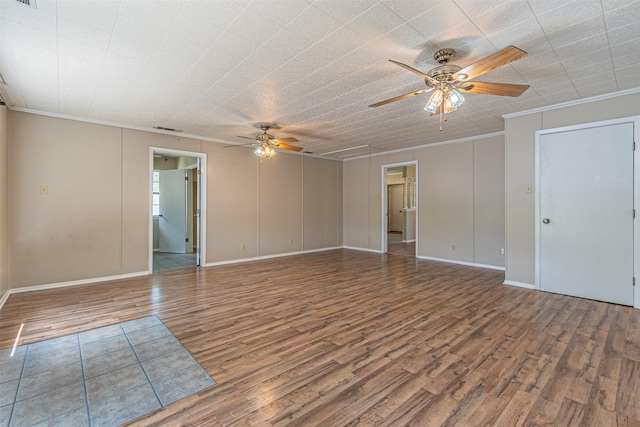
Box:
274 137 299 143
369 88 429 108
275 142 303 152
389 60 440 86
236 135 255 141
453 45 527 81
389 60 430 78
459 81 529 97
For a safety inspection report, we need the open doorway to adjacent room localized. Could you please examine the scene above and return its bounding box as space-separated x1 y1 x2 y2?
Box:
150 148 206 273
382 162 417 257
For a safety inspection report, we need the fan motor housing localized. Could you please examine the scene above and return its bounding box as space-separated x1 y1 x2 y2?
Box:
427 64 462 84
257 133 275 142
433 48 456 64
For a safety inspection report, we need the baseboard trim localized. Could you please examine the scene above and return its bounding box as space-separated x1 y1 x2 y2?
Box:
342 246 384 254
402 239 416 243
416 256 505 271
205 246 344 267
503 280 535 289
0 290 10 311
0 271 150 308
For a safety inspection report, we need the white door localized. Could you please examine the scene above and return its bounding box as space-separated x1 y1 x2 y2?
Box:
388 184 404 232
159 169 187 253
538 122 634 305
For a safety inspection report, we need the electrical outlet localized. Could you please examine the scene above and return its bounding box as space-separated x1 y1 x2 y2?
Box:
289 239 294 246
451 244 456 251
40 185 48 195
525 184 533 193
240 244 245 251
500 248 505 255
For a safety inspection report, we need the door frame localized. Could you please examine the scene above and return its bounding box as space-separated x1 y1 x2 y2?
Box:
534 116 640 308
381 161 418 254
149 147 207 272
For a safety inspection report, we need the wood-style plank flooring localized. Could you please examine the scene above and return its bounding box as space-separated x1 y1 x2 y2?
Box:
387 242 416 257
1 249 639 426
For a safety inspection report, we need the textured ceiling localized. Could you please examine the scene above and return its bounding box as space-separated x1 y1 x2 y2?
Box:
1 0 639 158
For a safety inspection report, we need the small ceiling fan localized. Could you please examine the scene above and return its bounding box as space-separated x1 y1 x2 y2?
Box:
234 124 303 159
369 45 530 131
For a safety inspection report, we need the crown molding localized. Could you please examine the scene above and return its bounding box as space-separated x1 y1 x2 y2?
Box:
342 131 505 162
502 87 640 119
7 107 335 161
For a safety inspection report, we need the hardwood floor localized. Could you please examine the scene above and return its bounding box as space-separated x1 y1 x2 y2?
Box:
1 249 639 426
387 242 416 257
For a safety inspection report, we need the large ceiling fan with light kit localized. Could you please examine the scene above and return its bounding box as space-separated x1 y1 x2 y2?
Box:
369 45 530 131
231 124 303 159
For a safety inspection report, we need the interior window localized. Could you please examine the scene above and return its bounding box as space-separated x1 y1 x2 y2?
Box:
152 170 160 216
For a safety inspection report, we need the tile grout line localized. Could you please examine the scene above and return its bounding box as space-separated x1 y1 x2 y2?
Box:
122 316 165 408
77 333 93 427
12 334 86 426
8 340 28 425
80 317 164 424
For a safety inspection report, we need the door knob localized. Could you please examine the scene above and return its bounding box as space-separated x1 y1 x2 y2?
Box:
542 218 550 224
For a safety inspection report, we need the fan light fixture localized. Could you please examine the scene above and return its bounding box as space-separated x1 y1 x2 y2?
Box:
424 86 465 129
447 87 464 107
230 124 302 160
369 46 530 132
254 142 276 159
424 89 443 113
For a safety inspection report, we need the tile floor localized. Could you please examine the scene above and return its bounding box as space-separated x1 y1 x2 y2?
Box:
152 252 197 272
1 316 215 427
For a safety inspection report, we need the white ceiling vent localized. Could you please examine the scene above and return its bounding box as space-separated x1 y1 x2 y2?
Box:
16 0 37 9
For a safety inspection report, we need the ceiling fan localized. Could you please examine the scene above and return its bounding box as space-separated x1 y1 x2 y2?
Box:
369 45 530 131
234 124 303 159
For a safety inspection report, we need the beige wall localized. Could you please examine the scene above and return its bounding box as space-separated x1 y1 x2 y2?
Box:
474 136 505 267
204 141 259 262
202 143 343 262
303 156 342 251
417 142 474 262
343 156 371 249
342 135 506 268
9 112 122 286
6 111 342 289
259 154 303 256
0 105 8 295
504 91 640 285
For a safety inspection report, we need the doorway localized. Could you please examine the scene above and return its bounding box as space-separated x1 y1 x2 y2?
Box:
535 119 638 306
150 148 206 273
382 162 417 257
